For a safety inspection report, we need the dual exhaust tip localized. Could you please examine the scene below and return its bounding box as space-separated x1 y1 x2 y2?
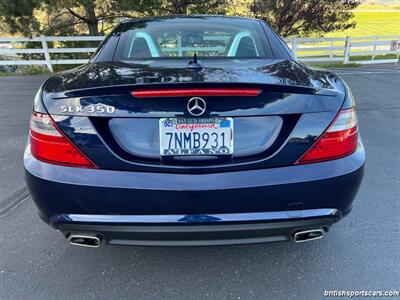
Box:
67 228 326 247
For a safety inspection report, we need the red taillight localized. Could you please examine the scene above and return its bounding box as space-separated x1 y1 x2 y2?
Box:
131 88 262 98
30 112 97 168
296 108 358 164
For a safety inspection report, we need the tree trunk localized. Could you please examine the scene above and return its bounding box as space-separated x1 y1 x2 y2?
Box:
87 21 98 36
85 2 98 36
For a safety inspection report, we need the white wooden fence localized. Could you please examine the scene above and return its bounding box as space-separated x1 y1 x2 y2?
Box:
0 35 104 72
0 35 399 72
285 35 399 65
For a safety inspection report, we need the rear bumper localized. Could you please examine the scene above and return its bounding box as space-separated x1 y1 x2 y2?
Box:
59 215 336 246
24 141 364 246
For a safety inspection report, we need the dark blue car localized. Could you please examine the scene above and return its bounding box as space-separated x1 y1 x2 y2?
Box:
24 16 365 247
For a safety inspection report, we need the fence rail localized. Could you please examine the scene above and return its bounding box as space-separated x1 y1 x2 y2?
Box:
0 35 399 72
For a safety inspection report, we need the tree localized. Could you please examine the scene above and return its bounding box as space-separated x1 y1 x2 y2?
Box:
0 0 229 36
41 0 139 36
0 0 138 36
0 0 41 35
116 0 228 16
161 0 228 14
249 0 359 37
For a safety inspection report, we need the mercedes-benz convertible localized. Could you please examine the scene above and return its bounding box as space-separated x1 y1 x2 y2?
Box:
24 16 365 247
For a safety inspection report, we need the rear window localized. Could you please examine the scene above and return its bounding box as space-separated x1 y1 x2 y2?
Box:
114 17 273 60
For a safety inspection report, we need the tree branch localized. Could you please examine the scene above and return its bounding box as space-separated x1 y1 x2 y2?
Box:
66 7 89 23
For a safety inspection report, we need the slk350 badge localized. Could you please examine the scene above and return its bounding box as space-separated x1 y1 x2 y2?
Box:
60 105 115 114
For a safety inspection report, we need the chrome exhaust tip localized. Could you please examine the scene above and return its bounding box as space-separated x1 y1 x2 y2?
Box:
68 234 102 248
293 228 325 243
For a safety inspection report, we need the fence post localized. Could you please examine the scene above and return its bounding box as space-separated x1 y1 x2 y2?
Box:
292 37 298 58
330 40 334 60
40 35 53 73
343 36 351 64
372 35 378 60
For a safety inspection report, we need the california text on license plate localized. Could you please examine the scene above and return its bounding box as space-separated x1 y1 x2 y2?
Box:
159 117 233 156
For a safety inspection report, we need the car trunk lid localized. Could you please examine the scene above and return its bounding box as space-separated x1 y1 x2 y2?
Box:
42 59 345 173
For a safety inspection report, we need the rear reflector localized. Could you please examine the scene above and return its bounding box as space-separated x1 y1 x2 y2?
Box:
30 112 97 168
131 88 262 98
296 108 358 164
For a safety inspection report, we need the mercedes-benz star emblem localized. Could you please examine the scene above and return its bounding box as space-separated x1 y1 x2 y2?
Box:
187 97 206 116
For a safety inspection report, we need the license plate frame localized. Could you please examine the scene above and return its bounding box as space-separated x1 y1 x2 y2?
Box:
159 117 234 156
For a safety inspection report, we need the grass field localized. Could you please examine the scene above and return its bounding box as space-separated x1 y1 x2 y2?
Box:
326 11 399 37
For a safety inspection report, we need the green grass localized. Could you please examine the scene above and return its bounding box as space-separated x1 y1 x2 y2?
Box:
0 65 50 76
326 11 400 37
307 62 361 69
349 53 399 61
356 3 400 11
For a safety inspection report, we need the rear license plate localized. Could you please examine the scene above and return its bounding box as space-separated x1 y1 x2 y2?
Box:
159 117 233 156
